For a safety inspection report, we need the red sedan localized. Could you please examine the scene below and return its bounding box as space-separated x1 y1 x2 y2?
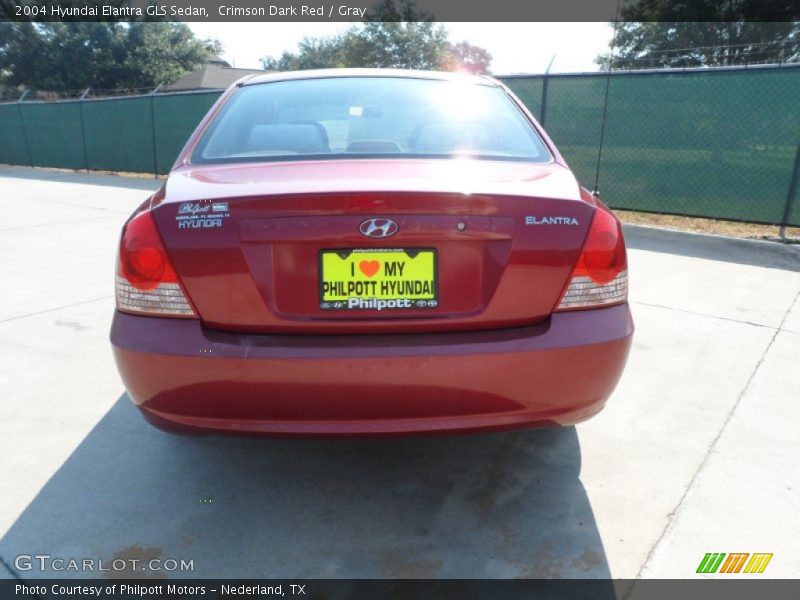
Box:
110 69 633 436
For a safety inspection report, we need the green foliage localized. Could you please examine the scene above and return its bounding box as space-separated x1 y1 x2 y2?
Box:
598 1 799 69
0 22 220 92
260 0 491 73
262 34 356 71
441 41 493 74
601 22 799 69
353 21 450 69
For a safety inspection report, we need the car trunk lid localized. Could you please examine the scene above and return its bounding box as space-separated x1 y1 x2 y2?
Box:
153 159 595 334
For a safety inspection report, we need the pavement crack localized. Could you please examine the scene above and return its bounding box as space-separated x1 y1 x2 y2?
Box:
0 296 113 324
627 287 800 590
632 300 778 330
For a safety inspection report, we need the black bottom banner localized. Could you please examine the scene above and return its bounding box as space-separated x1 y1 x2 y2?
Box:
3 579 799 600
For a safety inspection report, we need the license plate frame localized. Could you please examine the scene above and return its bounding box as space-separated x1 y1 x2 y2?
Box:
318 248 439 311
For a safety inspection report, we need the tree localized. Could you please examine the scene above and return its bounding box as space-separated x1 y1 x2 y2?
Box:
0 22 220 92
260 0 491 73
598 1 799 69
262 33 358 71
441 41 493 74
350 21 450 69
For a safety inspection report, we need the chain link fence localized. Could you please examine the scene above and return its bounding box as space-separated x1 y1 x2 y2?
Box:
1 64 799 226
503 64 800 227
0 89 221 175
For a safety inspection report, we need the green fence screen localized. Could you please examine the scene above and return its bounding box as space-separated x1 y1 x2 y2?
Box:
0 90 221 176
1 66 798 226
152 91 221 174
82 96 155 173
19 101 85 170
0 103 29 166
502 65 800 226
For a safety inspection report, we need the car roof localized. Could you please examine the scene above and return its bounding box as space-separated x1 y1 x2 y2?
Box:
242 68 501 88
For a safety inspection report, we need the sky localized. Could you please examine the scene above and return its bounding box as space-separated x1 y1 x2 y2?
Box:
188 22 613 75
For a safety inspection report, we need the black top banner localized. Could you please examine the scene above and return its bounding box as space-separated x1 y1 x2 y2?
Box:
1 0 799 22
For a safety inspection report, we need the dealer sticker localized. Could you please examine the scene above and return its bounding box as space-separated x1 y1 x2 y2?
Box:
176 201 229 229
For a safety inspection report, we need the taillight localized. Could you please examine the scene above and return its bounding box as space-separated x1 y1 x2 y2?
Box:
556 208 628 311
116 210 197 317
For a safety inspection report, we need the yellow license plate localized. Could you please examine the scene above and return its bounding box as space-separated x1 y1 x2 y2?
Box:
319 248 438 311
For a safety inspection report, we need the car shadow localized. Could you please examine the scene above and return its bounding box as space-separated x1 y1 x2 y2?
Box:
623 224 800 272
1 394 613 585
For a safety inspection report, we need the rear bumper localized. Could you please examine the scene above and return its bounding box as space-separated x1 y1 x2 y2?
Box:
111 304 633 437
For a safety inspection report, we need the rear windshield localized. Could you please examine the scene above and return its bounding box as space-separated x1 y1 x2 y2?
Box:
191 76 552 164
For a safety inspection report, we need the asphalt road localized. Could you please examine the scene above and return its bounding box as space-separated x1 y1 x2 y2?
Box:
1 165 799 581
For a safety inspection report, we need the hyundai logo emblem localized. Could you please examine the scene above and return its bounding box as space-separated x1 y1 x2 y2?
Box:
359 218 399 238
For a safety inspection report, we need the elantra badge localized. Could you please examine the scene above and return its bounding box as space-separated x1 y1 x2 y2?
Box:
525 216 580 226
359 218 399 238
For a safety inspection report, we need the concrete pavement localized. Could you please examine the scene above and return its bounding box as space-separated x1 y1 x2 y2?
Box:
0 165 798 580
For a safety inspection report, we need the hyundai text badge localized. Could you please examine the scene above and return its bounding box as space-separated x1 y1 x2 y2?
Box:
359 218 399 238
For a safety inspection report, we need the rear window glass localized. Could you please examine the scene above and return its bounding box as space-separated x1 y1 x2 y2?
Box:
191 76 551 164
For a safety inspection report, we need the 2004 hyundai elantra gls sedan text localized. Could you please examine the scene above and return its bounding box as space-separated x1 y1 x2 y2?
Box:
110 69 633 436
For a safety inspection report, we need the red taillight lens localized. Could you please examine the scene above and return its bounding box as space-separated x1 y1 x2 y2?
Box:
119 211 178 290
116 210 196 317
572 208 627 284
556 208 628 311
